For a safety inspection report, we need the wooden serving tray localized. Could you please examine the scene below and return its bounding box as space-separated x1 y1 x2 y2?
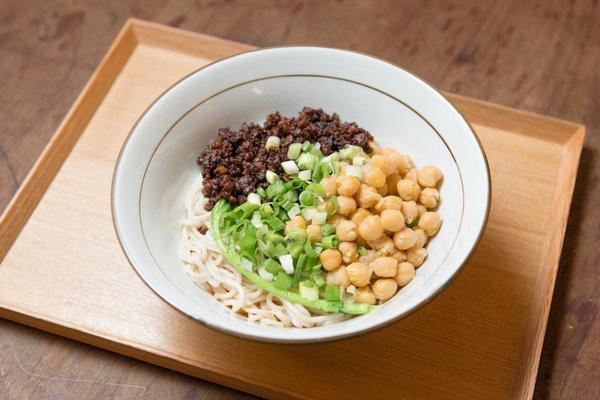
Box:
0 19 584 400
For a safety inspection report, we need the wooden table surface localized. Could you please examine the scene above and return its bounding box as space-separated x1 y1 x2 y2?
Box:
0 1 597 399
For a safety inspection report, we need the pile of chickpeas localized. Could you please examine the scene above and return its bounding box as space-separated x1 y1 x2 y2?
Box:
315 143 443 304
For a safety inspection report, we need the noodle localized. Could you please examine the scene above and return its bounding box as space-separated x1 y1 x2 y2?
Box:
180 176 348 328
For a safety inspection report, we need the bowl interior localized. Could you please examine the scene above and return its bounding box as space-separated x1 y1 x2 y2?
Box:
112 47 489 342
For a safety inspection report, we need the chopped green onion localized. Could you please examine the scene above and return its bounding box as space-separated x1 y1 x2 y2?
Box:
262 258 283 274
265 170 279 184
340 145 365 160
324 285 341 301
298 169 312 181
299 280 319 301
345 165 363 179
241 258 253 272
265 136 281 150
266 180 286 198
301 141 312 151
292 254 307 285
287 143 302 160
311 269 326 288
321 223 335 236
321 235 339 249
258 267 274 281
322 152 340 163
299 191 317 207
259 203 274 217
287 204 301 218
283 190 298 202
301 207 317 221
247 193 261 205
273 272 293 290
312 211 327 225
352 156 366 166
285 229 307 242
256 187 266 197
358 246 368 256
324 196 338 216
251 212 265 228
289 242 304 259
264 216 285 231
297 153 318 170
270 242 288 257
305 183 325 197
281 160 299 175
278 254 294 274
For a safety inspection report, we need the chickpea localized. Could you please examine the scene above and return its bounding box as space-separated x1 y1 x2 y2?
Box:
336 175 361 197
401 201 418 225
367 235 395 255
337 195 357 216
407 247 428 267
319 249 342 271
417 165 443 188
285 216 306 234
376 184 389 196
397 178 421 201
419 188 440 209
371 256 398 277
396 154 413 175
359 249 378 263
339 241 359 263
306 224 322 243
327 214 345 227
390 250 407 262
355 286 376 305
356 184 382 208
380 147 397 156
380 209 405 232
358 215 384 241
372 278 398 301
417 204 427 218
387 172 400 195
418 211 442 236
369 140 381 154
395 262 416 286
413 228 428 248
346 262 372 287
364 167 386 188
393 228 417 250
350 208 370 226
405 168 418 181
370 154 395 176
326 266 350 289
336 220 358 241
375 195 403 212
321 176 338 197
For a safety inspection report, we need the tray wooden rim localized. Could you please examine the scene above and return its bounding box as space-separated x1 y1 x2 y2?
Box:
0 18 585 400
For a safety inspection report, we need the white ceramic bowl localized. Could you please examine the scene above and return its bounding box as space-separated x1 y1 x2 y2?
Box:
112 47 490 343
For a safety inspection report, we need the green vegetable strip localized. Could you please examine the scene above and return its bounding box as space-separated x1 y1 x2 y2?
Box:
211 200 374 315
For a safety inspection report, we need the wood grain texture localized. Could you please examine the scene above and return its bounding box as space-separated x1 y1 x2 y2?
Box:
0 19 586 400
0 1 597 399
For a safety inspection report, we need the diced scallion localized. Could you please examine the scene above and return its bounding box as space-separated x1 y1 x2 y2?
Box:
266 170 279 184
281 160 299 175
312 211 327 225
265 136 281 150
298 170 312 181
345 165 363 179
279 254 294 274
258 267 274 281
246 193 261 205
297 153 318 170
287 143 302 160
299 280 319 301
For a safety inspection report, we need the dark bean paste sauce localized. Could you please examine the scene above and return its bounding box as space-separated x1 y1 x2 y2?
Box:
197 107 373 210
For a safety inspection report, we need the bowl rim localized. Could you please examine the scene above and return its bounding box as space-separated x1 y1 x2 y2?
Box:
111 45 491 343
